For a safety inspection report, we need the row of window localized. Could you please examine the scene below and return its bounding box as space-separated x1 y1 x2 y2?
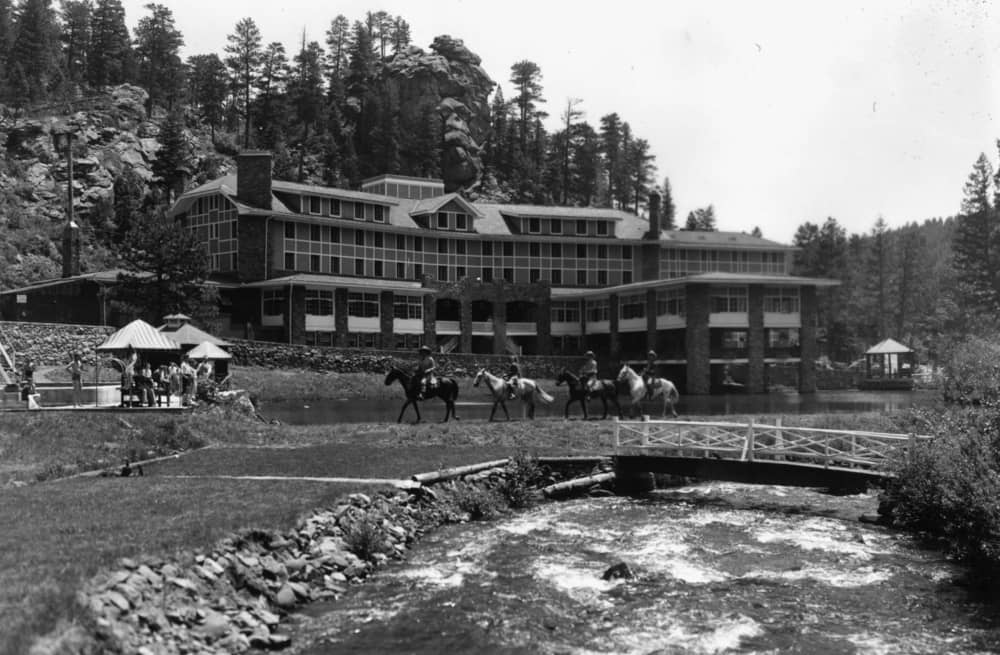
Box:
281 222 635 260
660 248 788 278
300 195 388 223
719 328 801 350
361 181 443 200
515 216 615 237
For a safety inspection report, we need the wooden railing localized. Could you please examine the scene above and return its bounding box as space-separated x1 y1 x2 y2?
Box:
613 418 932 474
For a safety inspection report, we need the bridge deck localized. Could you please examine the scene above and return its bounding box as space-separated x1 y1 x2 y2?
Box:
613 418 931 487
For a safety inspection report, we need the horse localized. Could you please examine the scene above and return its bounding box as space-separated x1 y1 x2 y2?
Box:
554 369 622 420
616 363 680 418
384 366 459 423
472 368 555 421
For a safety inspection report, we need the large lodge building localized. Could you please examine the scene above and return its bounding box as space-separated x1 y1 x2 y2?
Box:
1 151 838 393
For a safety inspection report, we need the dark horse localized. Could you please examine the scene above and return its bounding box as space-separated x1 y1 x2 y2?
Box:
384 366 459 423
554 369 622 420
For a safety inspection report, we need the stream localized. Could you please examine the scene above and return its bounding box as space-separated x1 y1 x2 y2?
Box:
287 482 999 654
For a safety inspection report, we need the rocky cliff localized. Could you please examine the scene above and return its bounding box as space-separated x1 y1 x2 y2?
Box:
0 85 230 284
382 36 495 193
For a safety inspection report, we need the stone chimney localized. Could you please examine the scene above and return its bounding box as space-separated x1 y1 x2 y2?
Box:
61 220 80 277
644 192 661 240
236 151 273 210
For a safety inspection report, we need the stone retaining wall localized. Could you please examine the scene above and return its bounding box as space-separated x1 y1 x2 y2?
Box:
0 321 115 367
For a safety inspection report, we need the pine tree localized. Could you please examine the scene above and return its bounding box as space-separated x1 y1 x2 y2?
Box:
509 60 543 150
151 110 188 201
225 17 263 148
952 152 998 321
324 14 351 88
290 37 326 181
133 3 184 111
599 113 622 207
684 205 716 231
661 176 676 229
0 0 13 74
186 53 227 140
390 16 410 55
254 41 289 150
8 0 61 103
87 0 130 87
60 0 91 87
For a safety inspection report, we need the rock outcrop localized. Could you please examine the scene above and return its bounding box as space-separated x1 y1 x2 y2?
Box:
382 36 495 193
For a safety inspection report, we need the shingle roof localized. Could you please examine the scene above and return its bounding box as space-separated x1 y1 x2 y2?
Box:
242 274 434 293
96 319 181 352
159 323 231 347
186 341 232 360
866 338 912 354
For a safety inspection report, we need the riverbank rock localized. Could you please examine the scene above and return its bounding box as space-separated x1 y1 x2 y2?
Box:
602 562 635 581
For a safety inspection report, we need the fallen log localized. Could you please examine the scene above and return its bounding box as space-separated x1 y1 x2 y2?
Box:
542 472 616 498
411 459 511 485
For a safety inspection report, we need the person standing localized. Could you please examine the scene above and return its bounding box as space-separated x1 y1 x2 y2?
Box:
66 352 83 406
179 357 196 406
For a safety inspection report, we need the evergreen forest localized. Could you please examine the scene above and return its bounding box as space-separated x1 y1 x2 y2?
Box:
0 0 997 364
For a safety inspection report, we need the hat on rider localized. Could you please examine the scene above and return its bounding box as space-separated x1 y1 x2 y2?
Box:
647 350 657 357
419 345 431 353
584 350 595 358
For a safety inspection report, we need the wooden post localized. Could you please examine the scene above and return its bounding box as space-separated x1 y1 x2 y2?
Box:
775 416 784 461
641 414 649 446
741 418 755 462
614 417 621 448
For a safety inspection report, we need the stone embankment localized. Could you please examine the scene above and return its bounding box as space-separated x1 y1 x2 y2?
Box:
60 459 613 654
0 321 113 367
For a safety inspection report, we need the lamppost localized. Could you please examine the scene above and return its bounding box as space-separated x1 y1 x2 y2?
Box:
52 124 80 278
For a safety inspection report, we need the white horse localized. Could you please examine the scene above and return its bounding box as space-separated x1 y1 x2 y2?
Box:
616 363 679 418
472 368 555 421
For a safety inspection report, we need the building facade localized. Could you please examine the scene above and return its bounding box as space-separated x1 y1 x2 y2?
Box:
166 152 837 393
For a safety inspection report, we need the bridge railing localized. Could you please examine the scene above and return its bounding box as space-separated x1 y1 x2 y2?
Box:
613 417 933 473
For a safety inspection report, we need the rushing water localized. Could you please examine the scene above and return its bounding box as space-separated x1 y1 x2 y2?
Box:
260 390 938 425
288 483 999 654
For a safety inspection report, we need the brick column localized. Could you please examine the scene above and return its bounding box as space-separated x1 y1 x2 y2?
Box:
608 293 620 364
289 285 306 344
536 296 552 356
747 285 765 393
459 297 472 353
640 243 660 282
237 216 268 282
492 298 507 354
423 295 437 348
579 299 588 351
685 284 711 394
334 288 348 347
646 289 657 352
799 285 818 393
379 291 394 349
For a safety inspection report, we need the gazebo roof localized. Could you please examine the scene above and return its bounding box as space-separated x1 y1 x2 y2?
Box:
865 338 912 355
160 322 231 347
96 319 181 352
187 341 232 360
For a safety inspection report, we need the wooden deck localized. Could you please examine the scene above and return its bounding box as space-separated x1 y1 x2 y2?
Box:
613 418 931 487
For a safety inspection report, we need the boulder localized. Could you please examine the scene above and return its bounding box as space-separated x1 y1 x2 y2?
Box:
602 562 635 581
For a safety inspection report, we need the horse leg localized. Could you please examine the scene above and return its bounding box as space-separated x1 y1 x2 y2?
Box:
397 399 410 423
489 399 498 422
564 398 571 419
500 399 510 421
581 395 589 420
413 401 422 424
600 395 608 420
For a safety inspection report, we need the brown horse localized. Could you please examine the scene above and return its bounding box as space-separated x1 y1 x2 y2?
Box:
554 369 622 420
384 366 459 423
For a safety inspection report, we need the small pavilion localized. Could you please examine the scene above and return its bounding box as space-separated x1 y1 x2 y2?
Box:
860 338 915 390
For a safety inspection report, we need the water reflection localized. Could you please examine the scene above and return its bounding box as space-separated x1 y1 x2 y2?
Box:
260 389 938 425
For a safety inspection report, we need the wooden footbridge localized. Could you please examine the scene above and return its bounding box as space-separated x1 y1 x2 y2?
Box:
613 418 932 489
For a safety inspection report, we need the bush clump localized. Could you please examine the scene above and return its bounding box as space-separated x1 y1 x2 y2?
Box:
494 452 543 509
340 514 390 560
446 482 506 521
941 336 1000 405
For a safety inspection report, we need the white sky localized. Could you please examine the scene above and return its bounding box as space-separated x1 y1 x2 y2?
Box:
123 0 999 243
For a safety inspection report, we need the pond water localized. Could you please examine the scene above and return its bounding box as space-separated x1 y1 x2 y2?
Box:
259 390 939 425
287 483 999 654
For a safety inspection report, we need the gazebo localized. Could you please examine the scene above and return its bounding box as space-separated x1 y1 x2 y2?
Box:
95 319 183 405
159 314 232 350
859 338 915 390
186 340 232 382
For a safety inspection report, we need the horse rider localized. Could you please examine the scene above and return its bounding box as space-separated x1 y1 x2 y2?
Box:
643 349 659 399
414 345 437 399
579 350 599 394
504 355 521 400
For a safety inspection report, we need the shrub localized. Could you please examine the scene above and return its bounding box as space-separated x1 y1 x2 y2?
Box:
447 482 505 521
340 515 390 561
941 337 1000 405
494 452 542 509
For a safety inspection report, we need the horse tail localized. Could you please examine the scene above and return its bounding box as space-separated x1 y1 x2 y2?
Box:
536 385 555 404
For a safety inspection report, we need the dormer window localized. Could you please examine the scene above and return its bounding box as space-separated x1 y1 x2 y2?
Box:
309 196 321 215
353 202 364 220
456 213 468 231
576 220 587 235
597 221 608 236
551 220 562 235
374 205 385 223
437 212 448 229
330 199 341 216
529 217 540 234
